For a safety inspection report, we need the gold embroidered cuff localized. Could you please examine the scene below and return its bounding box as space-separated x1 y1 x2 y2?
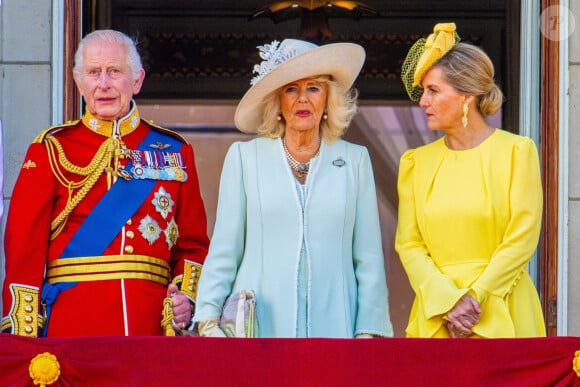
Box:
177 260 202 302
6 284 42 337
1 313 45 335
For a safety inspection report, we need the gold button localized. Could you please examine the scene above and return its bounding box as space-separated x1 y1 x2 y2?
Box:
25 316 33 323
25 305 33 313
126 230 135 239
188 285 194 290
124 245 134 254
192 266 198 272
25 326 33 334
24 295 33 302
126 219 132 226
189 278 194 283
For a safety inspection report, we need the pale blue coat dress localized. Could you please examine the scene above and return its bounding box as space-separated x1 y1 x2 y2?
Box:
193 137 393 337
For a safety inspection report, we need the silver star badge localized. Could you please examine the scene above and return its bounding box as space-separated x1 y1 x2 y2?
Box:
138 214 161 245
152 186 174 219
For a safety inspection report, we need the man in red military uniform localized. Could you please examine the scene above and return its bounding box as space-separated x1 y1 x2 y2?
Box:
1 30 209 337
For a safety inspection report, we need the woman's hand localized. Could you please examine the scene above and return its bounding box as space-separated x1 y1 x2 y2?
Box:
445 294 481 338
197 317 227 337
166 284 193 329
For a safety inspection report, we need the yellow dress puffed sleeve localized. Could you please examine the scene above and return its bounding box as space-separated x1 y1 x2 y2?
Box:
468 136 545 337
472 137 542 297
395 147 469 337
396 131 545 338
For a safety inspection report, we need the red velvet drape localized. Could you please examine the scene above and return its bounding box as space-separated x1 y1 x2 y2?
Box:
1 335 579 386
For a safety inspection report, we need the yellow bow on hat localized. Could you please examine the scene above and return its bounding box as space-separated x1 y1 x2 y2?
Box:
412 23 457 87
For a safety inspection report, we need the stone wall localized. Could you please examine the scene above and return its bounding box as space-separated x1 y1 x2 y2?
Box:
0 0 54 315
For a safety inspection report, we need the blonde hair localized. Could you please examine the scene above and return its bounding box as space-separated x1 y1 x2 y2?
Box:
74 29 143 82
433 43 503 117
257 75 359 143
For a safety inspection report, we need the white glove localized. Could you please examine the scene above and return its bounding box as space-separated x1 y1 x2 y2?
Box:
197 317 227 337
355 333 374 338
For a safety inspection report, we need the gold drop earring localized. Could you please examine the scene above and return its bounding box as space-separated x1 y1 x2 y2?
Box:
462 102 469 128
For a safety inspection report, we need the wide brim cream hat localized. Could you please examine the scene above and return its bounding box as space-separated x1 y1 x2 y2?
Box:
234 39 366 133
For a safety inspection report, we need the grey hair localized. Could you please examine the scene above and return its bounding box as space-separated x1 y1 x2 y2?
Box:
73 29 143 81
257 75 358 143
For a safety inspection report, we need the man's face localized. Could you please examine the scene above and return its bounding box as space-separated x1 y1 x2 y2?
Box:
74 41 145 121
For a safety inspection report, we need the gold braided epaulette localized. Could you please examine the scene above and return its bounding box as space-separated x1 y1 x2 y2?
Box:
33 120 81 144
143 119 190 145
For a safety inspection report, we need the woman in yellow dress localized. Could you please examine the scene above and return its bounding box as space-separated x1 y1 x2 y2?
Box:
395 23 546 338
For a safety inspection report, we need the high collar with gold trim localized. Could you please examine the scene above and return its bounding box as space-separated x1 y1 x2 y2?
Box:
81 100 141 138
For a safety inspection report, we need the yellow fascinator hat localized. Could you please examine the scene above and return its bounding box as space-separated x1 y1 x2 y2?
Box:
401 22 460 101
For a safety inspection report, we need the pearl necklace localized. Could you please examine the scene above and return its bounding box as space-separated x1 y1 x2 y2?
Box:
283 139 320 178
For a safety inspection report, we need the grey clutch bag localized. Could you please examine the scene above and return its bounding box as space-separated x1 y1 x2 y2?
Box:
219 289 259 338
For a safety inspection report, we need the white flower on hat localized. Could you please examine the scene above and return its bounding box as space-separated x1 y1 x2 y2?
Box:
251 40 301 85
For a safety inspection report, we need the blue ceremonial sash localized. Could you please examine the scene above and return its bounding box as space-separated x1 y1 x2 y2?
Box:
61 129 183 258
42 128 182 335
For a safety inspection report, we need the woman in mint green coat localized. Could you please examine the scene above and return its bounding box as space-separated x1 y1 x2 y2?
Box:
193 39 393 338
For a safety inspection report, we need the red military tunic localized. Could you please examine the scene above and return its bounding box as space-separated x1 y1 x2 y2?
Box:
1 103 209 337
